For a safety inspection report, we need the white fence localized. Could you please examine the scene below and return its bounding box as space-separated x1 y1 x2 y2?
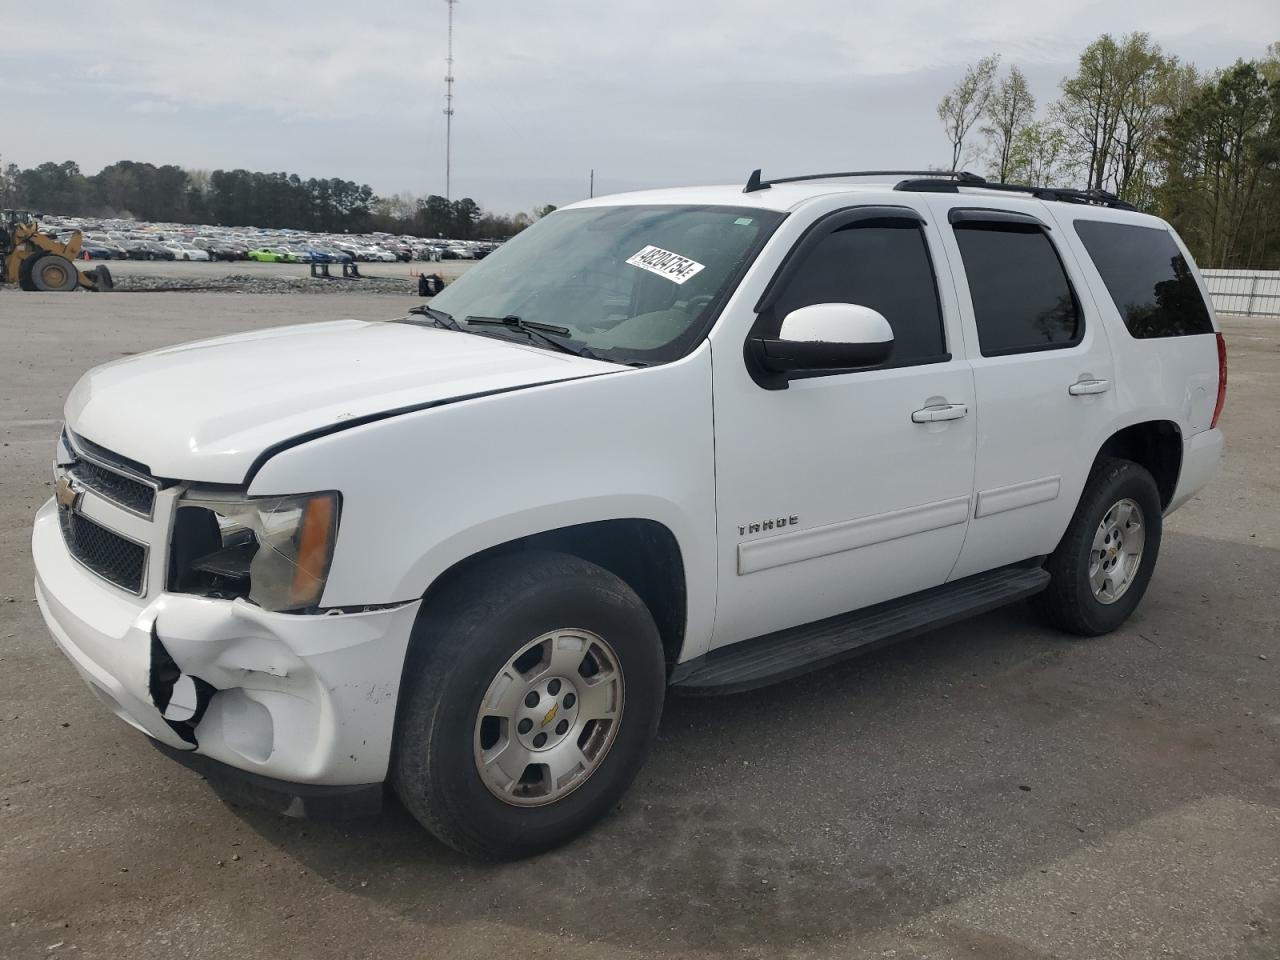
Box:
1201 269 1280 318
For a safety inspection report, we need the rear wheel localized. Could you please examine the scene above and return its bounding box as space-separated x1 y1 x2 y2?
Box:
29 254 79 292
1038 457 1163 636
393 551 665 859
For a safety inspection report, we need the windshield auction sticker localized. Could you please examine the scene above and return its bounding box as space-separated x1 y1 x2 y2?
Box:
625 245 706 285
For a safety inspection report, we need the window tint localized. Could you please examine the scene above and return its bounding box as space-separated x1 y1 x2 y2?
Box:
1073 220 1213 338
772 220 946 366
953 223 1081 355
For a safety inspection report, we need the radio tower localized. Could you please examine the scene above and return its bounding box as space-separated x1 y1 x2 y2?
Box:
443 0 458 202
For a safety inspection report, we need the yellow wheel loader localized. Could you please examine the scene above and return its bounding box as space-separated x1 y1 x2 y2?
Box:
1 211 113 291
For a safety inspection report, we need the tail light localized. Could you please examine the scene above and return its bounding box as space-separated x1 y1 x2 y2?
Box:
1211 332 1227 429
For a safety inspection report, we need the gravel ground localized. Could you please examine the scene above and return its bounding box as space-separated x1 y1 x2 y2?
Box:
1 294 1277 960
106 272 423 294
0 258 475 294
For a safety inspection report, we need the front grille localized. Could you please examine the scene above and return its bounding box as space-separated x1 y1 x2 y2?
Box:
70 460 156 516
59 509 147 594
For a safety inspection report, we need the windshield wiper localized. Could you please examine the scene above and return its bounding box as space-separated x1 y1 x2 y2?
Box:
407 304 463 331
464 315 603 361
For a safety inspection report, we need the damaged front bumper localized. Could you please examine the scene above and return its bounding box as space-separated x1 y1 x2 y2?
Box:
32 499 420 815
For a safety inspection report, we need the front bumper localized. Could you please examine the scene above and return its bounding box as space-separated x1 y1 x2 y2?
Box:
151 740 384 818
32 498 421 794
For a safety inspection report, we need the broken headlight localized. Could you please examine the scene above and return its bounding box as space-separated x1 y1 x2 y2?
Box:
171 491 340 612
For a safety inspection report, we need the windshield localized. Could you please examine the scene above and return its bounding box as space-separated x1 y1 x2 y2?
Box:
425 204 783 364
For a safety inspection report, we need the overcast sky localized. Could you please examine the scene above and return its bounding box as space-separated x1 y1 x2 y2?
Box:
5 1 1278 214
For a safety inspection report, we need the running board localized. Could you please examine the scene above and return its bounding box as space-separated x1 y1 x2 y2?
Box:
670 565 1050 695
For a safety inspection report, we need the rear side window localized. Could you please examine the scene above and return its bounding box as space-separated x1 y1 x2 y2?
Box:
953 222 1082 356
772 220 946 366
1073 220 1213 338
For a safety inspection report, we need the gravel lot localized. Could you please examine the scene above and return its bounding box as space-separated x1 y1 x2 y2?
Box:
0 259 475 295
1 294 1277 960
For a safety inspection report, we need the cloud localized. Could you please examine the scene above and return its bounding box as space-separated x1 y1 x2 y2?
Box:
127 99 179 115
4 0 1278 212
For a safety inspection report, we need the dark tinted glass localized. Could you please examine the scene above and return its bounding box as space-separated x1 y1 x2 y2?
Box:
1073 220 1213 338
773 220 946 365
954 223 1081 355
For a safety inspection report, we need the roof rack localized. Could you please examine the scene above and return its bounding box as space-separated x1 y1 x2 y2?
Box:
742 168 983 193
740 167 1137 211
894 175 1136 211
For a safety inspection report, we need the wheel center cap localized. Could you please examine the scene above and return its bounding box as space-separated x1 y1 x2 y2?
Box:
514 675 579 751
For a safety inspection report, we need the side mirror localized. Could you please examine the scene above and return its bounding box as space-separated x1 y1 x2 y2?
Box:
753 303 894 380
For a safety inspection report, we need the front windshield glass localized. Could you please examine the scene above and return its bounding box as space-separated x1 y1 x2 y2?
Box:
425 204 783 364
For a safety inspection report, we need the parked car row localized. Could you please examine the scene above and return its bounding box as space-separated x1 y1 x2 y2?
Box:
37 215 501 264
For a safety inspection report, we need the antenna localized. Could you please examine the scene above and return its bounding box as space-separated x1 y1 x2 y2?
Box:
443 0 458 203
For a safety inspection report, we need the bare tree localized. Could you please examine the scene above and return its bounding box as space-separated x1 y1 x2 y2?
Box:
981 65 1036 180
1007 121 1072 187
937 55 1000 171
1054 35 1124 190
1055 33 1178 199
1110 37 1179 203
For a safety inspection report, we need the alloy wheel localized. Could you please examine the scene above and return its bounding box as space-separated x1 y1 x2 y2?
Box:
473 628 624 806
1089 497 1146 604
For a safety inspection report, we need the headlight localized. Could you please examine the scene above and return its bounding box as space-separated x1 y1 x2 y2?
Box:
172 491 340 611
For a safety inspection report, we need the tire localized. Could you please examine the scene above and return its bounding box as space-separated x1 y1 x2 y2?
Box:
29 254 80 292
392 550 665 859
1037 457 1163 636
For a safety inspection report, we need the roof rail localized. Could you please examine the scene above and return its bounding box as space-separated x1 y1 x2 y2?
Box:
894 176 1137 211
742 168 983 194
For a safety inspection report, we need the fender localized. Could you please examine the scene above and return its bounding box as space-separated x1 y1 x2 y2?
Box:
247 345 721 663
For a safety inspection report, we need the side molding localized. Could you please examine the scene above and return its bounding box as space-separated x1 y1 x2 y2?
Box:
737 495 971 575
973 476 1061 519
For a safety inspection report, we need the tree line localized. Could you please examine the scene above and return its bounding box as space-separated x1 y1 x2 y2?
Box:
0 160 543 239
938 36 1280 268
4 34 1276 261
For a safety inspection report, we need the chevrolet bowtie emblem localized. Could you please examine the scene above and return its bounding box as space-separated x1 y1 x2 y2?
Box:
55 474 82 512
540 702 559 728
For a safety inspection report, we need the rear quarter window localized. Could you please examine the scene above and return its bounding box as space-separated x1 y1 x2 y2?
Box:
1073 220 1213 338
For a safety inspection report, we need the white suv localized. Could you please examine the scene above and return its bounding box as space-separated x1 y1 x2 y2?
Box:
33 170 1226 858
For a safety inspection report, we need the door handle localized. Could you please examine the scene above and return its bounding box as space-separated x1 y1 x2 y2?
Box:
1068 378 1112 396
911 402 969 423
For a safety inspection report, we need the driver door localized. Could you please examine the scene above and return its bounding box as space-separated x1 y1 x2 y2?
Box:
709 204 977 649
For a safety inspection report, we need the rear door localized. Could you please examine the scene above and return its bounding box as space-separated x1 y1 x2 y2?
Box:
926 196 1120 580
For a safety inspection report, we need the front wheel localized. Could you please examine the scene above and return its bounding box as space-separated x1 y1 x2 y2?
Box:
29 254 80 291
392 551 665 859
1037 457 1163 636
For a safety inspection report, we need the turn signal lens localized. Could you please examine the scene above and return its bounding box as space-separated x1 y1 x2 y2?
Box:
290 494 338 607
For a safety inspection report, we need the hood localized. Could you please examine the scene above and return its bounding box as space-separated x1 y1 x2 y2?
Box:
66 318 617 484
